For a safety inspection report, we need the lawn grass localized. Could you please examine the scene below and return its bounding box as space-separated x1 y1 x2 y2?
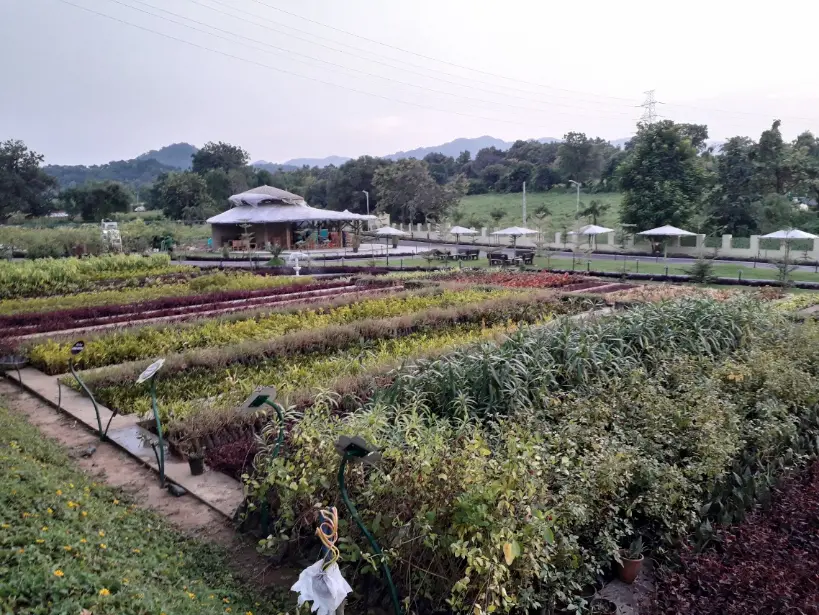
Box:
0 401 289 615
456 190 622 228
343 253 819 283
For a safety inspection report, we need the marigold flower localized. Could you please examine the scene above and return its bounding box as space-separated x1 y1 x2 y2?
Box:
36 539 45 544
63 545 72 551
99 588 110 596
99 543 107 549
98 530 105 537
56 490 62 496
80 538 87 543
53 570 64 577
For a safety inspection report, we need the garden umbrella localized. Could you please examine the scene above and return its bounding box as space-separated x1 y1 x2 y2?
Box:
568 224 615 250
373 226 408 265
449 225 478 249
490 226 538 249
761 228 818 262
637 225 696 259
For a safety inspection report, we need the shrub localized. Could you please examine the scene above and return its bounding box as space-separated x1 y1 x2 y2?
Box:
248 309 819 613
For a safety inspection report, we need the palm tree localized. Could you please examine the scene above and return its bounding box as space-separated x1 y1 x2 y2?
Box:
578 199 610 225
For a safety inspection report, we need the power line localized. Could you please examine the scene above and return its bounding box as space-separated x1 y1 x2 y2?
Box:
50 0 631 133
97 0 635 119
246 0 819 126
191 0 637 111
245 0 641 105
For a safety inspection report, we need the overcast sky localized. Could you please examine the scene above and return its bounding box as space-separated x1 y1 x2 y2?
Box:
3 0 819 165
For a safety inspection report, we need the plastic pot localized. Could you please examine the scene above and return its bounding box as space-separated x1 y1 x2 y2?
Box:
616 551 644 584
188 456 205 476
591 598 618 614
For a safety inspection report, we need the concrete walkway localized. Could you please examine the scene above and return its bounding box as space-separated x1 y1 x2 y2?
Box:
3 367 243 519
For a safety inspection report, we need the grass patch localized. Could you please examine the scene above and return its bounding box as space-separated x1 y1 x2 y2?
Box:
0 401 289 614
458 190 622 228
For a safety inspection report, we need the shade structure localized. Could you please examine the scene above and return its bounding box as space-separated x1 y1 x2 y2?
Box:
449 226 478 235
760 228 819 240
373 226 408 237
208 187 376 224
491 226 539 236
491 226 538 249
637 225 695 260
372 226 407 265
568 224 615 236
636 225 696 237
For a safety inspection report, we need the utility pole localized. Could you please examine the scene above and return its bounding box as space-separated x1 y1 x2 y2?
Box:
640 90 659 125
362 190 370 230
569 180 581 248
522 182 527 226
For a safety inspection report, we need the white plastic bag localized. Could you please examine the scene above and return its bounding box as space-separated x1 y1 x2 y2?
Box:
291 560 353 615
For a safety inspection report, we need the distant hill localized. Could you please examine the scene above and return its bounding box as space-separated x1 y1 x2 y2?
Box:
271 135 564 168
252 161 301 173
279 155 352 167
136 142 198 169
44 158 178 189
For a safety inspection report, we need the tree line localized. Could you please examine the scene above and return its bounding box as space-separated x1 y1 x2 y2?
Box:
4 120 819 235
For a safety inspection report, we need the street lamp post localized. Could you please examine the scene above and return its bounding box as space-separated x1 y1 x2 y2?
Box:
362 190 370 230
569 180 582 248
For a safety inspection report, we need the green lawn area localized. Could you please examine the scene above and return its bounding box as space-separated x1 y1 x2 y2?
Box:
456 190 622 228
0 401 288 615
351 253 819 283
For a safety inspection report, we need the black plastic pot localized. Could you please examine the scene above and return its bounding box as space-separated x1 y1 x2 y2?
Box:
0 355 28 370
188 456 205 476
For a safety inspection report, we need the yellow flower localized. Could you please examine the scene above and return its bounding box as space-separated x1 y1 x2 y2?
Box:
99 588 110 596
223 598 230 604
47 508 53 515
225 609 231 614
246 611 254 615
41 526 48 531
187 592 197 600
63 545 72 551
122 578 129 584
56 490 62 496
67 501 77 509
99 543 107 549
17 548 25 554
113 499 120 505
81 511 88 517
22 512 30 518
53 570 64 577
1 523 9 529
132 548 141 554
36 539 45 544
210 595 215 600
69 483 74 488
80 538 87 543
98 530 105 537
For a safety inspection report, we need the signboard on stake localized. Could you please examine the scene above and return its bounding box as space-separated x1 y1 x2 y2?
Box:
137 358 165 384
70 341 85 355
334 435 382 467
242 385 277 412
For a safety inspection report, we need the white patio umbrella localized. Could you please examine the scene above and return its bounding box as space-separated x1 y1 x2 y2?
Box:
568 224 615 251
761 228 819 262
373 226 408 265
637 225 696 259
449 225 478 249
490 226 539 249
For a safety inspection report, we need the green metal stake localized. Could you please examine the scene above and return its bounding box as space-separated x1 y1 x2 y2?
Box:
68 341 107 441
138 359 166 488
335 437 401 615
243 387 285 460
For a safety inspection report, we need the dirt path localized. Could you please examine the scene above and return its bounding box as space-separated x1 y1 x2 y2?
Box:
0 379 299 591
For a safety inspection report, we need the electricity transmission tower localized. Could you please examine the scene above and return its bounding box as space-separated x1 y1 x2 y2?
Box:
640 90 659 124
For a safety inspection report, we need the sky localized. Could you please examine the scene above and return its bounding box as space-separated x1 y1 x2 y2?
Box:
3 0 819 165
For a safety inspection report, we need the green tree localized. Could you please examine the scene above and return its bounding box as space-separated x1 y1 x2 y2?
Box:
373 159 465 225
619 121 707 229
750 120 788 195
489 207 507 226
191 141 250 174
152 172 215 221
0 139 58 221
578 199 610 225
708 136 760 235
557 132 599 183
60 181 131 222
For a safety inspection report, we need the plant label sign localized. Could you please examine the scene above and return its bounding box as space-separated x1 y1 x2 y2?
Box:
137 358 165 384
70 341 85 355
241 386 277 413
